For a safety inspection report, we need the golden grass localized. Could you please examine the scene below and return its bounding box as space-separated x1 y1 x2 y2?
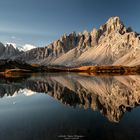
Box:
0 65 139 78
4 69 31 73
64 65 140 75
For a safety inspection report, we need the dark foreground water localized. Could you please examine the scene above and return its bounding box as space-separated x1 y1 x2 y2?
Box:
0 73 140 140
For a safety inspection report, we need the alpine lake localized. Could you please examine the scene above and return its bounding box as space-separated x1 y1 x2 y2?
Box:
0 72 140 140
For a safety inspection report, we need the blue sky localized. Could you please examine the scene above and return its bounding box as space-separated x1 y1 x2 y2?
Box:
0 0 140 46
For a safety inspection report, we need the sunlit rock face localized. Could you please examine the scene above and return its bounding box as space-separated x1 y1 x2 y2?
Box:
0 16 140 66
0 74 140 122
74 17 140 66
13 31 93 65
9 16 140 66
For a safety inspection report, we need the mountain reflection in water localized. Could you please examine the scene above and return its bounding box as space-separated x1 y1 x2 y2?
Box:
0 73 140 140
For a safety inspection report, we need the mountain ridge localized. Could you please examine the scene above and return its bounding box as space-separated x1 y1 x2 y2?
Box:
0 16 140 67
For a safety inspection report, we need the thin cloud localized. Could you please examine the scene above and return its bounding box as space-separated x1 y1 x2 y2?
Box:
11 36 22 41
11 36 16 39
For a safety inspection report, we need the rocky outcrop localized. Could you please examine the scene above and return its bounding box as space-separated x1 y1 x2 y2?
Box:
0 16 140 66
58 16 140 66
10 16 140 66
14 31 94 65
74 17 140 66
0 43 22 59
0 43 5 56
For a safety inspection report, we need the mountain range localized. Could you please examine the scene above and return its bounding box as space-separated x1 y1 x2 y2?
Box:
0 16 140 67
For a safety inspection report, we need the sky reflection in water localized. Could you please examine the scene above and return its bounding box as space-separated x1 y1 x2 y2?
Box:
0 73 140 140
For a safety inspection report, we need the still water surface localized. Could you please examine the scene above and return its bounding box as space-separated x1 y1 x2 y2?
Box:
0 73 140 140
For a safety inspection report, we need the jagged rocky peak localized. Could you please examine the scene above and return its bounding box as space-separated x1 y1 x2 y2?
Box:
5 43 16 50
0 43 22 59
0 42 5 47
101 16 126 34
47 30 92 53
106 16 124 28
90 28 98 46
50 32 78 52
91 28 97 35
3 16 140 66
89 17 126 46
0 42 5 50
0 42 5 56
5 43 21 54
83 30 89 35
52 16 136 52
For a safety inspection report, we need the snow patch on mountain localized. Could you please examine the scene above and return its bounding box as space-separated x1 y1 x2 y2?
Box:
6 43 37 52
6 43 17 49
20 44 37 51
2 16 140 66
5 89 36 98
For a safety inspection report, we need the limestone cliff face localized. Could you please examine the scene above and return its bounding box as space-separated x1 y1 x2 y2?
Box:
0 16 140 66
12 16 140 66
74 17 140 66
0 43 21 59
14 31 93 65
0 43 5 57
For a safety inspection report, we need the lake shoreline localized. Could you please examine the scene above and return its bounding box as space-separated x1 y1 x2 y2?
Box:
0 65 140 77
